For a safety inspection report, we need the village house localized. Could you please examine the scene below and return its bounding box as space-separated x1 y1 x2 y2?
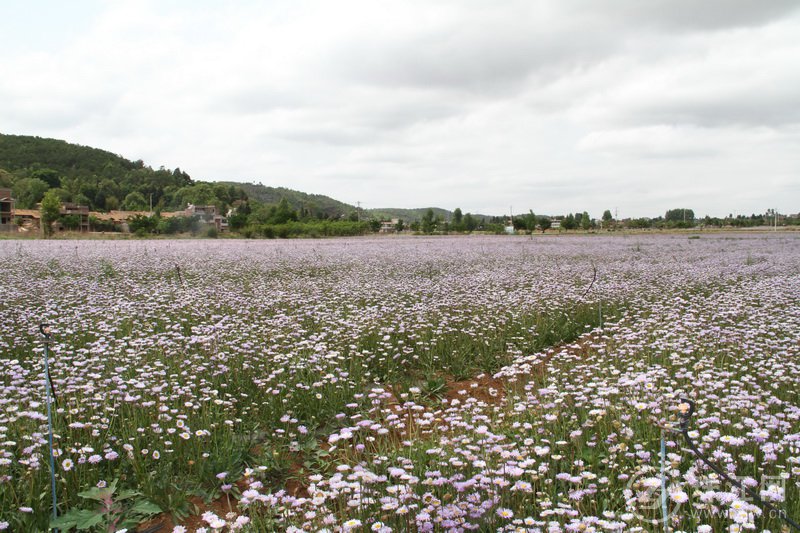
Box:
6 199 231 234
0 188 14 232
13 209 39 232
379 219 400 233
8 202 90 233
91 210 157 232
185 204 228 233
60 203 90 232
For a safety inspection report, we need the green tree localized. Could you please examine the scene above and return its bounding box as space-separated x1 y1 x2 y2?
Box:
453 207 463 225
61 214 82 230
128 214 158 235
521 211 536 234
228 211 248 231
105 196 120 211
581 211 591 230
665 208 695 227
123 191 148 211
395 219 405 232
29 168 61 188
421 208 436 234
538 216 552 232
40 190 62 237
602 210 613 228
12 177 50 208
463 213 477 232
562 213 576 230
0 168 13 188
628 218 652 229
270 197 298 224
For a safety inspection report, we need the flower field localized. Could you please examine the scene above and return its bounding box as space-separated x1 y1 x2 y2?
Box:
1 234 798 532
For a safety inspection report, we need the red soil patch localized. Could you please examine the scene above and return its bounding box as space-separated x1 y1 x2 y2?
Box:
445 373 507 403
136 491 238 532
442 333 601 406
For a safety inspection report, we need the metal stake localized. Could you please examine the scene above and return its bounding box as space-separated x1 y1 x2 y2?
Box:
40 324 58 527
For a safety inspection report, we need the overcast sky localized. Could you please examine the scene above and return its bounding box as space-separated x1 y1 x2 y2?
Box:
1 1 798 218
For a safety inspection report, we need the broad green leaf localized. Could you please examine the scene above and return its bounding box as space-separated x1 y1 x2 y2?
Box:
115 489 140 501
50 512 80 529
78 486 113 501
130 499 162 516
75 510 104 530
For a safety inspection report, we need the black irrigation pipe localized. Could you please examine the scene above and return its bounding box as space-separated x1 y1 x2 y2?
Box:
175 263 186 288
577 263 598 302
40 324 58 408
679 398 800 531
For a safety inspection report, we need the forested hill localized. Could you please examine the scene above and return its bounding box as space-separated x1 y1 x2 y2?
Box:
221 182 355 220
0 133 243 213
0 133 137 177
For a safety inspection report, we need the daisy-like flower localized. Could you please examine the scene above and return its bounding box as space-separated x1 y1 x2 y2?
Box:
669 490 689 504
62 458 74 471
497 508 514 519
342 518 362 530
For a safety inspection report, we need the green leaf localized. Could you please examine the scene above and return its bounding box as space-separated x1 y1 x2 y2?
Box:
77 486 109 501
129 499 162 516
50 511 80 529
78 479 119 501
51 509 103 530
115 489 140 501
75 510 104 530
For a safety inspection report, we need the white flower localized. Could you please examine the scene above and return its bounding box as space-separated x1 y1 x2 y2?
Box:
343 518 362 530
669 489 689 503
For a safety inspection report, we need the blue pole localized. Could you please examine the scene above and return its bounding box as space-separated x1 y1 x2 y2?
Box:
41 325 58 527
660 429 668 532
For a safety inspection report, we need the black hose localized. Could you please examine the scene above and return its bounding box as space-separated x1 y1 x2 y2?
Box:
39 324 58 407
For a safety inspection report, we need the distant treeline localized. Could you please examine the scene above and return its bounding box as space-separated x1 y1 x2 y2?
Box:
2 134 796 238
414 206 799 235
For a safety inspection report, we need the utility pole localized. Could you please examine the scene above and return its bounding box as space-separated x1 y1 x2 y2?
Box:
356 201 361 222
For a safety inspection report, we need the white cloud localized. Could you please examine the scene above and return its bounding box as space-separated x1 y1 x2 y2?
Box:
0 0 798 218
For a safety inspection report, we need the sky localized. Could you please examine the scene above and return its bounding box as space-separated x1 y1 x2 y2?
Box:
1 1 798 218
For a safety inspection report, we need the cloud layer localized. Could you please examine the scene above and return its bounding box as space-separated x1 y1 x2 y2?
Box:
1 0 798 217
